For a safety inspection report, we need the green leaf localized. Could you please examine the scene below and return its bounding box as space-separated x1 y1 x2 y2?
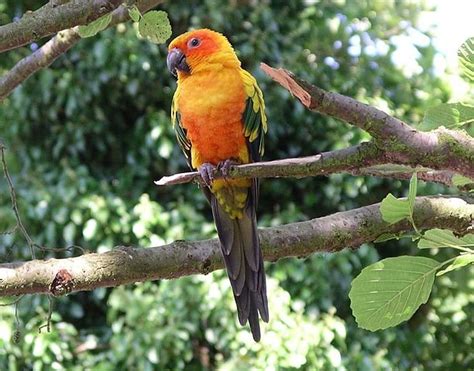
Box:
407 173 417 216
452 174 474 187
349 256 439 331
138 10 172 44
374 233 401 243
78 13 112 38
380 173 417 224
374 232 412 243
458 37 474 81
128 5 141 22
418 229 474 249
437 254 474 276
380 194 410 224
419 103 474 131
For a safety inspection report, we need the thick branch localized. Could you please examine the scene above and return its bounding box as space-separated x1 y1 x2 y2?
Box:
0 0 164 101
1 196 472 296
0 0 123 53
261 64 474 179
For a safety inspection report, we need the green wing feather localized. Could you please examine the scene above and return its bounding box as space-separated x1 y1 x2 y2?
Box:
237 69 269 340
240 69 268 161
171 89 192 169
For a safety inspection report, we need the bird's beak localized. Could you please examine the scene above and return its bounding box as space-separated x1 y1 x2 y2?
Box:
167 48 190 77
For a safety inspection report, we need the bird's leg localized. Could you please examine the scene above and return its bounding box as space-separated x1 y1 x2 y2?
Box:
217 158 239 178
198 163 216 187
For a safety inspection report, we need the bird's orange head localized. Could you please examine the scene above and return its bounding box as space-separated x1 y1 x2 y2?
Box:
167 29 240 78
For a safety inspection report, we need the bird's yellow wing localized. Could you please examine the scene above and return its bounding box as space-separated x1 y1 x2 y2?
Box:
171 88 192 169
240 69 268 161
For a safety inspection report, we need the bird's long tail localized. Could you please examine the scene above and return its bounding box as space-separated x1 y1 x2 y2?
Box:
209 184 269 341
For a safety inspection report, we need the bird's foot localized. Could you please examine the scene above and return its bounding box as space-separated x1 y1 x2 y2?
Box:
198 163 216 187
217 159 239 178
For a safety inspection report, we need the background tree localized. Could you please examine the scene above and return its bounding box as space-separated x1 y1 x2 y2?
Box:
0 0 472 369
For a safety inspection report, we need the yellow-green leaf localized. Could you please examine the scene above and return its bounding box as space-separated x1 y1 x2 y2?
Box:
458 37 474 82
349 256 439 331
380 174 417 224
374 232 412 243
418 229 474 249
380 194 410 224
452 174 474 187
78 13 112 38
407 173 417 216
437 254 474 276
419 103 474 132
128 5 141 22
374 233 400 243
138 10 171 44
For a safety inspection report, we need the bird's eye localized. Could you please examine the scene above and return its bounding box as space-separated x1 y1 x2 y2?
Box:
188 38 201 48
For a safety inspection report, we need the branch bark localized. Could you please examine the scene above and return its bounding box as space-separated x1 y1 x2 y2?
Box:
0 29 80 101
156 142 384 185
1 196 472 296
156 143 466 189
352 166 458 186
0 0 164 101
0 0 123 53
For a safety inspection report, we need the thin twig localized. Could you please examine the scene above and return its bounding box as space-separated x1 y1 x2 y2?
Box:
0 294 24 343
0 294 24 307
0 225 17 236
0 145 35 258
38 295 54 333
13 297 22 343
35 244 86 256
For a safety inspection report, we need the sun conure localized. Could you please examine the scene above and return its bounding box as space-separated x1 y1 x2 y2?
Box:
167 29 269 341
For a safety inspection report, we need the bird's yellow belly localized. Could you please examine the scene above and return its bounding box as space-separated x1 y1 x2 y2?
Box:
177 68 249 168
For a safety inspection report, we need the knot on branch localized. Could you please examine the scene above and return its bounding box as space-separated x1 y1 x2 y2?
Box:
50 269 75 296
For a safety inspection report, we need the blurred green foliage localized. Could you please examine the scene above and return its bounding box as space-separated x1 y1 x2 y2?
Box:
0 0 472 369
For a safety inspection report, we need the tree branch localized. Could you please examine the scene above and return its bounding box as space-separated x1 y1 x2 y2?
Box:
156 65 473 187
0 0 164 102
156 142 384 185
1 196 472 296
0 29 80 101
0 0 124 53
261 63 474 179
155 143 467 189
352 166 458 186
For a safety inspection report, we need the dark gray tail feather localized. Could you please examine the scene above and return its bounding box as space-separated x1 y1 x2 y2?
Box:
209 190 269 342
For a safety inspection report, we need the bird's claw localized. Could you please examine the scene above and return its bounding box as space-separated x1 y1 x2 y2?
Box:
217 159 238 178
198 163 215 187
199 160 238 187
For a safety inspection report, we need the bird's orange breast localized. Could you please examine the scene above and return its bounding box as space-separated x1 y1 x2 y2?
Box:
177 67 248 168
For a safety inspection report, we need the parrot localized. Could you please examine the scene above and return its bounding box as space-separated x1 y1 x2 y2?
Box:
166 29 269 341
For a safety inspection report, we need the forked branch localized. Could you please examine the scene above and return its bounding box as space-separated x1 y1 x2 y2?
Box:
156 64 474 187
